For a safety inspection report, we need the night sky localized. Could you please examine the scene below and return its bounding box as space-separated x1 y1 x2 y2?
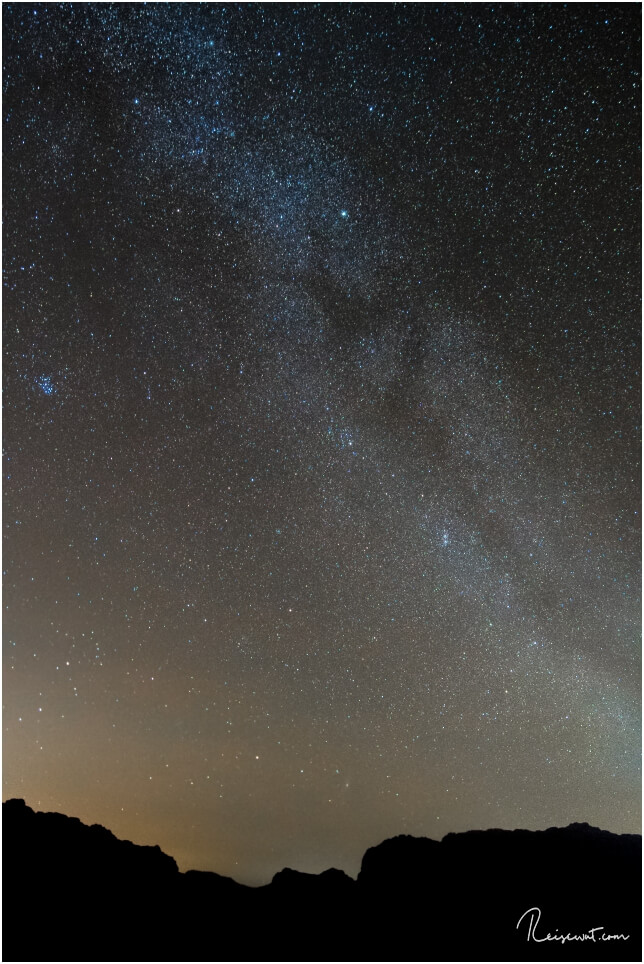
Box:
3 3 640 885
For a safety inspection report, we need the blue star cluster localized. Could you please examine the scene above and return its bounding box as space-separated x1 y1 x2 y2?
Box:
3 4 640 883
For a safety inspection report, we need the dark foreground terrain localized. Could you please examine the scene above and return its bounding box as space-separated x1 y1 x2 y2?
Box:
3 798 641 962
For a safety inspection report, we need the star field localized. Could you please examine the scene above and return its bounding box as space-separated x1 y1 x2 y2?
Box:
3 3 640 884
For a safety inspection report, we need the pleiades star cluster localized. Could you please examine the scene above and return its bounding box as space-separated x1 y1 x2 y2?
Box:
3 3 640 884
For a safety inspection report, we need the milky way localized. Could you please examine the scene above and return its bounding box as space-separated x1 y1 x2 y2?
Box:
3 4 640 884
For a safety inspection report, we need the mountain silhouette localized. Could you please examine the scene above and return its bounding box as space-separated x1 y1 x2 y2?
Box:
3 798 640 961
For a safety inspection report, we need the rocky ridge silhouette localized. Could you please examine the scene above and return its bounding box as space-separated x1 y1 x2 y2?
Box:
3 798 640 961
